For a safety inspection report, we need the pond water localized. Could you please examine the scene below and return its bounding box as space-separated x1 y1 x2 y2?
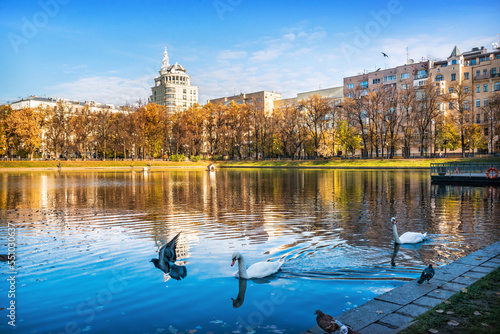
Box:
0 169 499 334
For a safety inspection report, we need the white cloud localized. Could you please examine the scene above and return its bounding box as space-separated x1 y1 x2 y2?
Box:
46 75 151 106
218 50 247 60
283 33 296 41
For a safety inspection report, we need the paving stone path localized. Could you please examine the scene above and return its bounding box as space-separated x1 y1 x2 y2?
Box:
302 240 500 334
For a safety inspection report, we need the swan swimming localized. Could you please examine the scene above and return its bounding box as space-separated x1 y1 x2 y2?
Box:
231 252 284 279
392 217 427 244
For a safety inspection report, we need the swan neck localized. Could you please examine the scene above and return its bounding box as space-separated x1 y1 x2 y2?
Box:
393 223 402 244
238 256 249 279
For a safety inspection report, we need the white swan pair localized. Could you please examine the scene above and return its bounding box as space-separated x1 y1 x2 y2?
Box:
231 252 284 279
392 217 427 244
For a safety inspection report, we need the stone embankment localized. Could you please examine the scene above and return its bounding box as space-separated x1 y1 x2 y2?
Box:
303 240 500 334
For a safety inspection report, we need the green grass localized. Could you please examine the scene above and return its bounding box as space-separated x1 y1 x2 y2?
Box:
0 157 499 169
400 268 500 334
217 157 500 168
0 160 209 169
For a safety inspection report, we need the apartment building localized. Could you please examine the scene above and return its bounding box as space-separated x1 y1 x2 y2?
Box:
150 47 199 114
343 60 430 97
9 95 122 113
208 90 282 115
429 45 500 152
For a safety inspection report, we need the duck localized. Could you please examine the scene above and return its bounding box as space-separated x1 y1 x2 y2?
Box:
392 217 427 244
231 252 284 279
417 264 435 284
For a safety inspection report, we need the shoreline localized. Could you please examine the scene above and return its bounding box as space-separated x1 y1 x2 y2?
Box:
303 240 500 334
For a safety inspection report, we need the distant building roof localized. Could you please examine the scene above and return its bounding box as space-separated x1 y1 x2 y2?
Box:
449 45 461 57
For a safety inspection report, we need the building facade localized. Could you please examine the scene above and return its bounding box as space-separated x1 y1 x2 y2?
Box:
208 91 281 115
149 47 199 114
429 46 500 152
10 96 122 113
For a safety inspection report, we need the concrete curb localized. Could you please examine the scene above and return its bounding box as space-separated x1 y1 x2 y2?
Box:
302 240 500 334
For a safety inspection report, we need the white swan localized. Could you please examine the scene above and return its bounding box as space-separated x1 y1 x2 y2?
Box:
392 217 427 244
231 252 284 279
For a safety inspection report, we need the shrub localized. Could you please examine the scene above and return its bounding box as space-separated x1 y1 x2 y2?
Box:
190 155 201 162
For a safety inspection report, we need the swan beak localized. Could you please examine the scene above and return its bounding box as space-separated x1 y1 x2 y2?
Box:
231 258 236 266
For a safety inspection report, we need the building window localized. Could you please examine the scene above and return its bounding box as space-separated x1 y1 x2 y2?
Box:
452 59 457 65
401 73 410 79
415 70 427 79
464 101 470 110
464 86 469 93
495 82 500 91
469 59 477 65
383 75 396 82
449 102 454 109
464 72 469 80
484 84 488 92
183 95 187 100
484 99 488 106
476 85 480 93
372 78 380 84
480 57 486 62
435 74 444 82
401 83 409 89
436 88 440 95
183 89 187 93
483 69 487 76
492 68 497 75
476 114 481 123
476 70 480 77
360 81 368 88
257 98 262 102
451 73 456 81
476 99 481 107
448 87 454 94
347 83 354 89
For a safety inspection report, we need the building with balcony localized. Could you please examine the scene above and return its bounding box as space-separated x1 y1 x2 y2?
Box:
429 45 500 153
149 47 199 114
9 95 123 113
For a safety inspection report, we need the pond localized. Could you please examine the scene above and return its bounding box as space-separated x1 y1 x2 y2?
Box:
0 169 499 333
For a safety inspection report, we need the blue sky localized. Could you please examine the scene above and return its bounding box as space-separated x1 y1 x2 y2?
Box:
1 0 499 106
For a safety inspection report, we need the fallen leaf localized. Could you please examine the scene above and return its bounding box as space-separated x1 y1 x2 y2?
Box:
448 320 459 326
444 300 451 304
434 290 440 293
476 258 482 260
474 311 481 316
446 311 454 315
375 310 384 314
428 329 439 333
435 309 444 313
461 288 468 293
482 323 490 327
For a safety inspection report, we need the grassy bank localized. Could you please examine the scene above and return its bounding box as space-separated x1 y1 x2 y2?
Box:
400 268 500 334
0 157 499 169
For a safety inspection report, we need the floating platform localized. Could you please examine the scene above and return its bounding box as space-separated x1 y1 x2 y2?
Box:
431 162 500 185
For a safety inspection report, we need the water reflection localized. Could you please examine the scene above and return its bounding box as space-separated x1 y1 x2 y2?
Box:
0 170 499 333
390 243 401 266
231 278 247 308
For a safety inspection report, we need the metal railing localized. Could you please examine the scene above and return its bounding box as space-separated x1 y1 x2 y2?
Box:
430 162 499 176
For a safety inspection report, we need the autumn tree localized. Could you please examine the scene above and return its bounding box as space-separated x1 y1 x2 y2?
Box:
273 104 308 159
0 105 12 157
444 81 472 157
436 115 460 154
6 108 43 160
415 79 440 156
95 108 112 160
299 94 332 157
482 92 500 153
344 87 369 157
336 120 362 156
71 105 96 160
464 124 487 153
44 102 72 159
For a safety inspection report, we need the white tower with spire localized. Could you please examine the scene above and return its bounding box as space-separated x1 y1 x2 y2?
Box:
149 46 199 113
160 47 170 74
